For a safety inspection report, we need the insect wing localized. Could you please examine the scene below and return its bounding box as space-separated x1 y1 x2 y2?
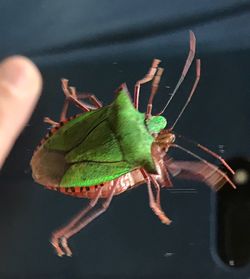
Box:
45 107 108 152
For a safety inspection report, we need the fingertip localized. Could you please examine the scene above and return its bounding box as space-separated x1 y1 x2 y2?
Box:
0 55 42 100
0 56 43 168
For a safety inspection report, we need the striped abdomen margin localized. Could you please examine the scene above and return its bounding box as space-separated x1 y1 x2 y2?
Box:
45 169 145 199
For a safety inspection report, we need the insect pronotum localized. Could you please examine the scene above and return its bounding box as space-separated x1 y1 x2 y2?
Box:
30 31 236 257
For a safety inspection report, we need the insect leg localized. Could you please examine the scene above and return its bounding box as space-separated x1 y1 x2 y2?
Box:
51 186 102 256
141 169 172 225
134 59 161 110
151 143 173 187
60 80 102 120
69 87 102 110
43 117 59 126
171 143 236 190
61 179 119 255
146 67 164 118
77 93 103 109
61 79 91 117
52 179 119 256
175 133 235 175
60 96 70 121
150 175 163 210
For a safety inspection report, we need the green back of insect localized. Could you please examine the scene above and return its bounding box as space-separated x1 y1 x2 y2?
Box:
31 87 167 187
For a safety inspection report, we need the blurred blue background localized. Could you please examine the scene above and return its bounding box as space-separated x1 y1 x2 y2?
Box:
0 1 250 278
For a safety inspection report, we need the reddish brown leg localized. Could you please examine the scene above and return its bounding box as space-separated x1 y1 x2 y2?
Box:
77 93 102 109
61 79 90 114
151 143 173 187
171 143 236 189
69 87 102 110
175 133 235 175
134 59 161 109
141 169 172 225
44 80 103 127
60 87 102 121
51 180 119 257
150 175 163 210
146 67 164 118
60 79 103 121
60 96 70 122
43 117 59 126
51 187 102 256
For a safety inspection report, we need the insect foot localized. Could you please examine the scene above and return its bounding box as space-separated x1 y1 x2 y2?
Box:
160 214 172 225
150 202 172 225
50 235 72 257
61 237 73 257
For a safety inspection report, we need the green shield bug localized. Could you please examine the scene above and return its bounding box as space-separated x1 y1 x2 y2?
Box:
30 31 236 257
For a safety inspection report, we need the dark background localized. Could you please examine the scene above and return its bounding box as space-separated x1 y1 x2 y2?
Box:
0 1 250 278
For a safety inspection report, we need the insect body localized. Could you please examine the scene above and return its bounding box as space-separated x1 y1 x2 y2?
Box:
31 32 235 257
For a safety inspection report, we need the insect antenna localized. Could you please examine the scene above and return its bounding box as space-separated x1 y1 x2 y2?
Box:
146 67 164 118
170 143 236 189
175 133 235 175
169 59 201 130
158 31 196 116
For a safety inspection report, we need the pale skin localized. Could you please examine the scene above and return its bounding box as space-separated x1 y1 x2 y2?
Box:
0 56 42 168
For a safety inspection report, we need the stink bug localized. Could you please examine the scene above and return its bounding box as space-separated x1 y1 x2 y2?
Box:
30 31 236 257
